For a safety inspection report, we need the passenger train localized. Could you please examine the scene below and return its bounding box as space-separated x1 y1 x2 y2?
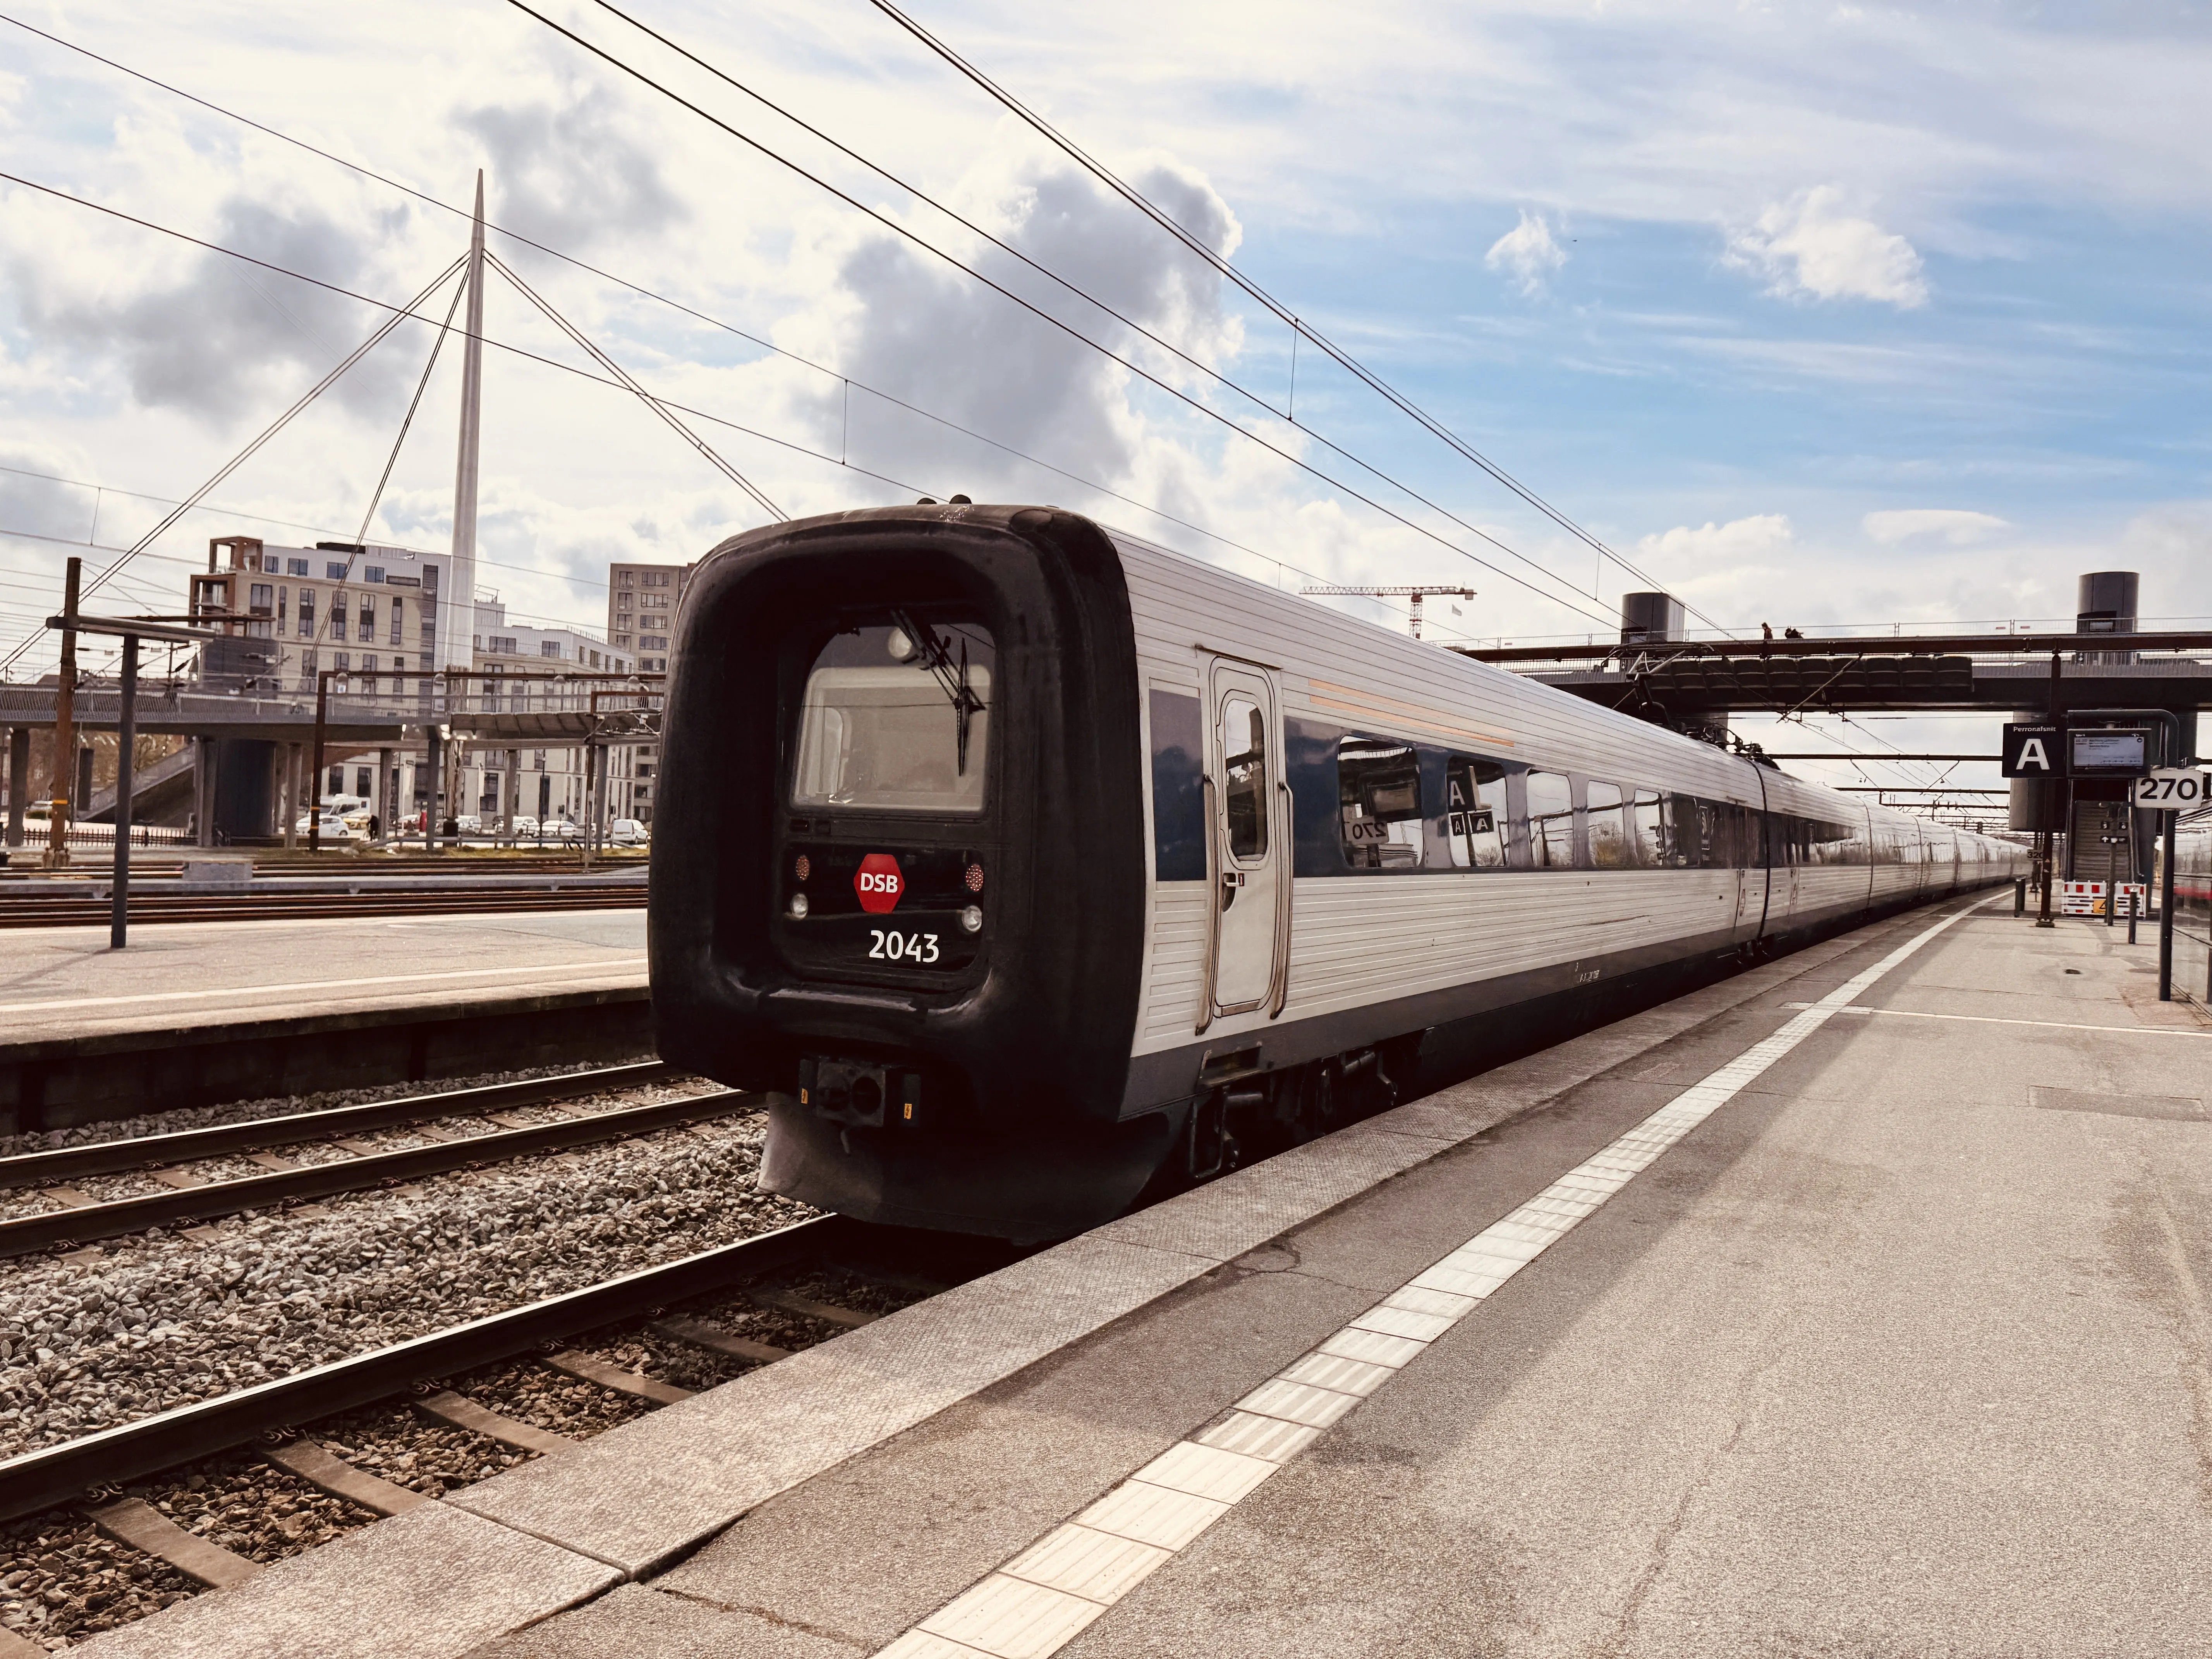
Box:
650 503 2028 1239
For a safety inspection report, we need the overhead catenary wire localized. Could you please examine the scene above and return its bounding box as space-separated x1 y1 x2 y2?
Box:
855 0 1729 635
0 173 1467 650
7 7 1609 632
0 17 1503 647
569 0 1609 625
0 251 468 675
496 0 1620 633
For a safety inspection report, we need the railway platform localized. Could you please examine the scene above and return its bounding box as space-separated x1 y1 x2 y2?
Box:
0 911 648 1131
71 895 2212 1659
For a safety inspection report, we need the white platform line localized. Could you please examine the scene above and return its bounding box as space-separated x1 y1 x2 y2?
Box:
1779 1002 2209 1039
0 957 648 1016
870 898 1992 1659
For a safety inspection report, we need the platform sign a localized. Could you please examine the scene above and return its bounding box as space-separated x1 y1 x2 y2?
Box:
2002 723 2061 778
2133 769 2210 809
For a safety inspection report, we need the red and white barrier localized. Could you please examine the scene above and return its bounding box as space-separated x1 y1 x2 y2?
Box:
2059 880 2152 917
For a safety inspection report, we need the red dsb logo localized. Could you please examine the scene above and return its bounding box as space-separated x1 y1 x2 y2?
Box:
854 853 904 914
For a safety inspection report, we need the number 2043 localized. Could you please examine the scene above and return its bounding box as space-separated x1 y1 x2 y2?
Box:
869 928 941 964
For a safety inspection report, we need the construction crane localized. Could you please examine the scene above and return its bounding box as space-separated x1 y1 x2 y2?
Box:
1299 585 1476 641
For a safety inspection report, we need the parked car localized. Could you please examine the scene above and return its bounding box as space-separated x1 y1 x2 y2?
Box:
455 814 483 834
608 818 649 847
509 815 539 837
294 812 350 838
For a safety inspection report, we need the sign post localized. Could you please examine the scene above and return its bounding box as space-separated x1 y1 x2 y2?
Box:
2137 770 2203 1003
2003 721 2063 929
2001 723 2061 779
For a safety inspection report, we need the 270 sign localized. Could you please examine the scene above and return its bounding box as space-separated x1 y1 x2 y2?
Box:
2132 769 2209 809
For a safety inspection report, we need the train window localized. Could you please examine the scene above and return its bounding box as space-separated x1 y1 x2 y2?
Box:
791 621 993 813
1222 694 1269 860
1442 756 1507 869
1338 735 1422 868
1633 789 1687 867
1525 772 1575 868
1808 818 1862 864
1691 800 1745 869
1149 690 1207 881
1586 781 1631 868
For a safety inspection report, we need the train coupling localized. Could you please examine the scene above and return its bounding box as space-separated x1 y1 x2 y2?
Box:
798 1056 924 1130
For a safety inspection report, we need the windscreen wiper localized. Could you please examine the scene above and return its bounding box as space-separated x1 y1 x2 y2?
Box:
889 610 986 775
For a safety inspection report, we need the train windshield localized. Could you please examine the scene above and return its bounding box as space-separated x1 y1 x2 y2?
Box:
791 621 994 813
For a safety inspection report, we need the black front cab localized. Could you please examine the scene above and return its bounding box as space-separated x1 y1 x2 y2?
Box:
650 504 1158 1238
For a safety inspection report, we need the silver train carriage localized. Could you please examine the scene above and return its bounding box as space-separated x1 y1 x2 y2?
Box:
649 503 2028 1239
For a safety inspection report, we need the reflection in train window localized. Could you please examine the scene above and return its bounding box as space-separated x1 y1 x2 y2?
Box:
792 621 993 813
1221 694 1269 860
1338 735 1424 868
1632 789 1683 867
1525 771 1576 868
1443 756 1508 869
1586 781 1632 868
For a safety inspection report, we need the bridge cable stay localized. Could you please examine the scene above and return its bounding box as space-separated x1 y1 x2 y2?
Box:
0 166 1565 654
0 254 468 676
0 16 1528 645
484 252 783 522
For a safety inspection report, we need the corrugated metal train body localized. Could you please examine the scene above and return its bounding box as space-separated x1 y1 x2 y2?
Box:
1109 528 2023 1091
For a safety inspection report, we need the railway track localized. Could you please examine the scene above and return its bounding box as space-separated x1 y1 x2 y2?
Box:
0 1212 1018 1649
0 1062 737 1259
0 884 644 929
0 1058 1025 1648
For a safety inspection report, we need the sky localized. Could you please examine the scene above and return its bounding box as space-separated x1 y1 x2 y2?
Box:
2 0 2209 806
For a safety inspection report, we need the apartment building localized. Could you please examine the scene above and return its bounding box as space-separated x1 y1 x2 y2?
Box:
191 535 467 691
605 560 692 821
187 536 642 829
470 596 635 825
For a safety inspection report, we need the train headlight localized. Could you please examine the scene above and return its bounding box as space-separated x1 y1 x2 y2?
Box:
789 894 810 919
885 627 917 663
959 904 983 934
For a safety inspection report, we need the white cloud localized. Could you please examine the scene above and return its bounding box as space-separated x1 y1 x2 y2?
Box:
1636 513 1796 565
1484 210 1566 297
1862 508 2011 545
771 136 1245 500
1726 187 1929 308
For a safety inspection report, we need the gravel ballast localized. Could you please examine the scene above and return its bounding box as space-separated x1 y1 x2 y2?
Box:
0 1110 813 1460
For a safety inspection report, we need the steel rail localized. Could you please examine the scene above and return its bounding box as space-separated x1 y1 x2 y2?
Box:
0 1061 675 1189
0 1087 761 1257
0 1212 858 1522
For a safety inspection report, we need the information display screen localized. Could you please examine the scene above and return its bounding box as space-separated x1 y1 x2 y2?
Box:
2071 730 2147 774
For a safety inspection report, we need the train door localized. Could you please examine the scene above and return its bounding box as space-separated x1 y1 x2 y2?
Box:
1201 659 1286 1024
1731 804 1759 934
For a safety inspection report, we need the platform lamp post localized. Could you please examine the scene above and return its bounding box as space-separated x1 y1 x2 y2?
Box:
110 632 136 948
43 557 80 870
309 668 332 854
